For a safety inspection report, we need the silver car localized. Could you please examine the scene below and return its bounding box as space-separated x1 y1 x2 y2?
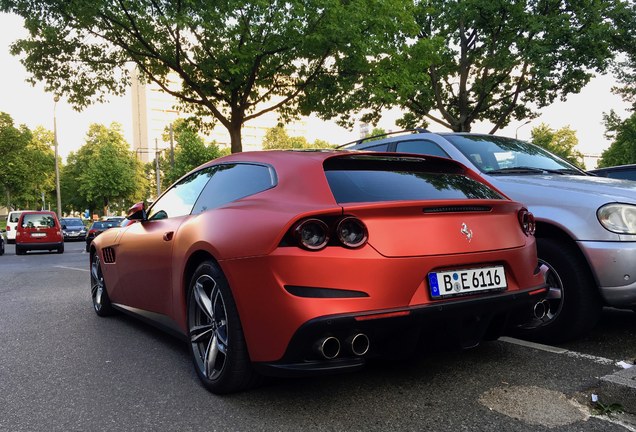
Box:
348 130 636 343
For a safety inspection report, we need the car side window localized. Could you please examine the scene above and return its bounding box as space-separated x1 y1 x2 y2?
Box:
396 140 448 157
147 167 215 220
192 163 276 214
362 143 389 151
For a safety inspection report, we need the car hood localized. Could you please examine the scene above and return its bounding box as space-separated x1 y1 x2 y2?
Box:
488 174 636 204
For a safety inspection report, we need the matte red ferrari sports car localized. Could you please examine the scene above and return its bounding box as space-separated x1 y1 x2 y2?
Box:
90 151 547 394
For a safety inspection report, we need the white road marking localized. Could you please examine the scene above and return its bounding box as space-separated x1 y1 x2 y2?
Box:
54 265 89 272
500 336 618 366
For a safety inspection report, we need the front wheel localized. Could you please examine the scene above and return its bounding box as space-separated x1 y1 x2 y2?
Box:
511 237 602 343
187 260 259 394
91 254 114 316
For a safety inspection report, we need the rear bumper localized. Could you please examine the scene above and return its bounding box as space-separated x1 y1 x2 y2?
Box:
254 284 546 377
17 241 63 251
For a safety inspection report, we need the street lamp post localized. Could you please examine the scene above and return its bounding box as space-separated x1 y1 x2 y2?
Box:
515 120 531 139
53 96 62 218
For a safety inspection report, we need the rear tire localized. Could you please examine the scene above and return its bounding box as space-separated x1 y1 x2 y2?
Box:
511 237 602 343
15 245 25 255
187 260 260 394
57 244 64 254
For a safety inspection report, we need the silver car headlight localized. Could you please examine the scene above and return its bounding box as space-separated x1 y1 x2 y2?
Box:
597 203 636 234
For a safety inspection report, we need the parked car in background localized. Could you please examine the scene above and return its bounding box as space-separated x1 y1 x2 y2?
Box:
589 164 636 181
104 216 125 226
346 130 636 343
60 217 87 241
15 210 64 255
90 150 546 393
5 211 24 244
85 220 120 252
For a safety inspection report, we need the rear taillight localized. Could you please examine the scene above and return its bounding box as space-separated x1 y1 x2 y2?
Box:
336 217 368 248
291 216 368 251
6 226 10 231
294 219 329 250
519 209 536 236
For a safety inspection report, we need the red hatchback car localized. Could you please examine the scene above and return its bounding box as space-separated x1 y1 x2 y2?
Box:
90 151 546 393
15 210 64 255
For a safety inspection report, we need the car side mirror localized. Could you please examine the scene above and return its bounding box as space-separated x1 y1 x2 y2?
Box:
127 202 147 221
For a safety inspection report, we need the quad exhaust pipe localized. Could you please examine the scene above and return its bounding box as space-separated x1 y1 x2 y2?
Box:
533 299 551 320
315 336 341 360
315 333 370 360
348 333 370 356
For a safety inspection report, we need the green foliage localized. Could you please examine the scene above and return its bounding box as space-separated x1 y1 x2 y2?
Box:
2 0 416 153
261 126 333 150
159 120 227 189
61 123 147 215
597 111 636 167
530 123 584 168
357 0 630 133
608 2 636 110
0 112 56 210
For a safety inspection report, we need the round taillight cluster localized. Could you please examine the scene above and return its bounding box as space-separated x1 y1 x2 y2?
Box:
294 219 329 250
293 216 368 251
336 217 368 248
518 209 536 236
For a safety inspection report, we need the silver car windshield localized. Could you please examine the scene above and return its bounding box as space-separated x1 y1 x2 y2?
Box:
445 135 584 175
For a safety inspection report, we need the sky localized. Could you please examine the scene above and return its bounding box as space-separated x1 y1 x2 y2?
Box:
0 13 631 163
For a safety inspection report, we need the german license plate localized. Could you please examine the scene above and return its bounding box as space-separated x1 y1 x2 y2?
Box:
31 232 46 238
428 266 507 299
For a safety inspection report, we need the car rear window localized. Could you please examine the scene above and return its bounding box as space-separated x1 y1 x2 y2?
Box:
62 219 84 227
324 156 503 203
21 214 57 228
9 212 22 223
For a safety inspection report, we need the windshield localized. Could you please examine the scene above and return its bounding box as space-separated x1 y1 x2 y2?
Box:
444 135 584 175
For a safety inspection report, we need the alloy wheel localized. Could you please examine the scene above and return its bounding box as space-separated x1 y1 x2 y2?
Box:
189 274 229 381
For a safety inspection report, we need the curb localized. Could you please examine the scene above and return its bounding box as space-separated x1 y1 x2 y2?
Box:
598 366 636 414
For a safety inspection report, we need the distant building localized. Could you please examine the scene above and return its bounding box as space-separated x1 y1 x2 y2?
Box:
130 69 307 160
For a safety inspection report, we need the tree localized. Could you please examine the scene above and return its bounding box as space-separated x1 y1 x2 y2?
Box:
23 126 57 209
62 123 147 215
0 112 56 210
597 111 636 167
2 0 416 153
355 0 631 133
159 120 227 189
261 126 333 149
530 124 584 168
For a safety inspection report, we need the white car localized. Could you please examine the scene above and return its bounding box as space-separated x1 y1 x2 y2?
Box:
5 211 24 243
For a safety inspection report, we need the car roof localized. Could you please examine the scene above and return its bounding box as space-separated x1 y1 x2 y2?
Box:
161 150 482 208
590 164 636 172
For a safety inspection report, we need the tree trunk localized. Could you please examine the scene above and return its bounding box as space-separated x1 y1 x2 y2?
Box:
229 119 243 154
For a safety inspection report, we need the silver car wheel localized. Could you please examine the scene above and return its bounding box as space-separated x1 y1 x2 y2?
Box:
189 274 229 381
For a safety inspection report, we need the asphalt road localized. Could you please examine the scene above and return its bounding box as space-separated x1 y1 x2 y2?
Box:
1 241 635 432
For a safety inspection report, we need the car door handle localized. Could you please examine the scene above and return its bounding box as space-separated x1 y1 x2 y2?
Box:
163 231 174 241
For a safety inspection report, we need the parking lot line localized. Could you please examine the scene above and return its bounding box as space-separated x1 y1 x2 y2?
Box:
500 336 618 366
54 265 89 272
